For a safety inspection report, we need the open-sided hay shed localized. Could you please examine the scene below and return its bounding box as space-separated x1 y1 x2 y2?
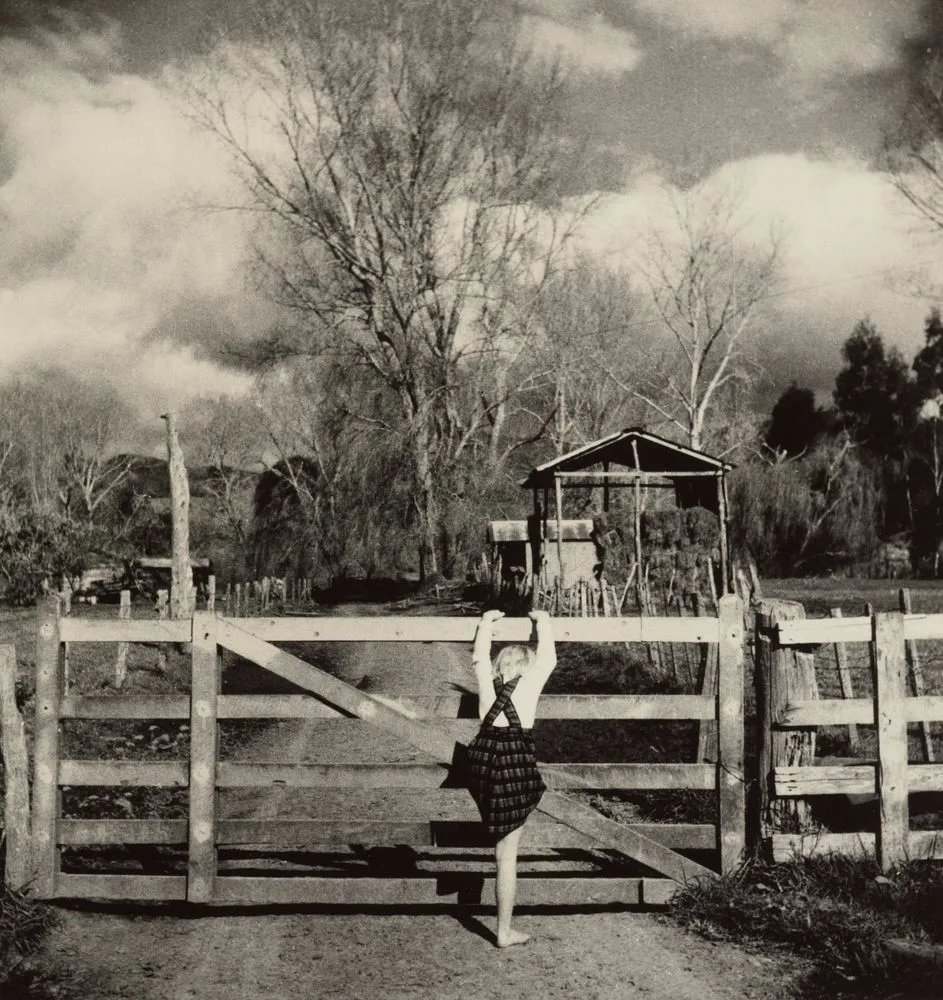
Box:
520 428 733 611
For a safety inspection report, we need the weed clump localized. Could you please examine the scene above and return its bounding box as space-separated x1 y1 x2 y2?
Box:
669 854 943 997
0 881 58 981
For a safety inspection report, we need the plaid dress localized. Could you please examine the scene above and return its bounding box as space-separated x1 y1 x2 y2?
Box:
464 676 546 840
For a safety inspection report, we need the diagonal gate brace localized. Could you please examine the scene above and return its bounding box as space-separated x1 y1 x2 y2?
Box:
217 618 713 884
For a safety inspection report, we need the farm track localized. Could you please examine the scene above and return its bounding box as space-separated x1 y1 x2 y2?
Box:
28 605 808 999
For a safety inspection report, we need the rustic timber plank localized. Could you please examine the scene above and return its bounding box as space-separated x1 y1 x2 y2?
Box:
58 819 187 845
771 830 943 862
907 765 943 792
829 608 858 746
777 613 943 646
781 696 943 726
536 791 712 882
875 612 909 869
215 761 715 791
217 619 459 762
212 820 716 851
717 595 746 873
59 619 192 643
223 615 721 645
771 832 875 861
32 596 62 899
58 760 188 786
779 698 873 726
1 644 32 889
214 693 717 721
774 765 876 796
900 589 935 762
187 612 219 902
209 875 670 907
60 695 190 719
217 618 713 881
54 873 186 901
775 763 943 796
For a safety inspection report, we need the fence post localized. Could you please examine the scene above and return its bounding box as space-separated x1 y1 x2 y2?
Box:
114 590 131 689
753 600 817 852
31 595 61 899
898 588 934 762
717 594 745 873
155 589 169 675
0 645 32 890
829 608 858 749
187 612 218 903
874 611 909 870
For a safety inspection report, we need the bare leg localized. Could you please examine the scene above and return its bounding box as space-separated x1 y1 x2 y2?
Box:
495 825 528 947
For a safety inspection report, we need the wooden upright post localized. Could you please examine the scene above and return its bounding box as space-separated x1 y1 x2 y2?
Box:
187 613 218 902
717 473 730 595
32 596 62 898
874 611 909 870
554 474 565 589
162 412 193 620
0 644 32 889
114 589 131 689
717 595 745 873
753 600 817 851
898 588 934 762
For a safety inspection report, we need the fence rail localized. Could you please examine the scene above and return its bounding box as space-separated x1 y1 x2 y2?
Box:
756 603 943 868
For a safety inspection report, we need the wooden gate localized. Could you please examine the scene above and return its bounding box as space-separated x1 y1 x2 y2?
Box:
30 597 745 907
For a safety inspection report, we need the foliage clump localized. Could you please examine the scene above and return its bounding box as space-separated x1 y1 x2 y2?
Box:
0 882 58 982
670 855 943 998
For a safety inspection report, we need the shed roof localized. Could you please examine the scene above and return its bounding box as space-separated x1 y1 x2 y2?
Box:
521 427 731 489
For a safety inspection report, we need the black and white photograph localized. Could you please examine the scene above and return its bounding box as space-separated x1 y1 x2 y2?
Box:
1 1 943 998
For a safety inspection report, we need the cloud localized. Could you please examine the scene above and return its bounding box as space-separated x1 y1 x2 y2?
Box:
0 25 268 442
520 1 643 76
577 152 943 396
629 0 924 84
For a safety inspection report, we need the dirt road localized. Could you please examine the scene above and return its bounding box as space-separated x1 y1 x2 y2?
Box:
29 628 806 999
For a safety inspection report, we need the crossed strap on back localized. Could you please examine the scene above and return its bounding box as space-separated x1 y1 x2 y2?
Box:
482 675 523 729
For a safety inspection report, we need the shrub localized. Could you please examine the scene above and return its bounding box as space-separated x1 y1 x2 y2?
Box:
0 882 58 982
670 855 943 997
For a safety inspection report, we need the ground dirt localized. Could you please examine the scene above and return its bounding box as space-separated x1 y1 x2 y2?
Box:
22 608 809 1000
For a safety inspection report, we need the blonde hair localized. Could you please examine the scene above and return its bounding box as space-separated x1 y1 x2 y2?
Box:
492 644 535 683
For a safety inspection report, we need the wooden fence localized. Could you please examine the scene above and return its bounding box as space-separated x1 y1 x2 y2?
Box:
755 601 943 868
6 595 746 906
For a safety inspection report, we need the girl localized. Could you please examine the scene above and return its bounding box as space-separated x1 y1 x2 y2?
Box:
465 607 557 948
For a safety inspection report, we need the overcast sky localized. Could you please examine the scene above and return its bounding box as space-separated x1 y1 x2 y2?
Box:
1 0 942 444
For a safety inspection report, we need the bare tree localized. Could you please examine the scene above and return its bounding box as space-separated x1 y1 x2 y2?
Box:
182 394 267 553
887 55 943 233
0 369 135 517
610 180 781 452
183 0 587 580
530 254 648 454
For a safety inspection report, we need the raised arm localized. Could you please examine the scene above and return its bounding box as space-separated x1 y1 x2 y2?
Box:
472 609 504 697
528 609 557 685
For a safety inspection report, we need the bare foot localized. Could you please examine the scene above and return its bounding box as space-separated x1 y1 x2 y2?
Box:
496 929 530 949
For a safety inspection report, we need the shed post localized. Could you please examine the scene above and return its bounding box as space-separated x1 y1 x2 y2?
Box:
554 474 565 588
717 472 730 595
603 460 610 512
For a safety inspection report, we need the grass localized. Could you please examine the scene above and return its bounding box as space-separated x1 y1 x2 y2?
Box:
668 854 943 999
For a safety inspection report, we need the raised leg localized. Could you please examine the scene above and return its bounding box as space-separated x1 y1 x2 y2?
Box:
494 825 528 947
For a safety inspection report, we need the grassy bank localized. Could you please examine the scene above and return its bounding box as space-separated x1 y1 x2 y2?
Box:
668 854 943 999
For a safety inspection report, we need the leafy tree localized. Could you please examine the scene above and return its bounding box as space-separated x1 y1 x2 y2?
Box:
834 319 913 453
765 383 831 458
